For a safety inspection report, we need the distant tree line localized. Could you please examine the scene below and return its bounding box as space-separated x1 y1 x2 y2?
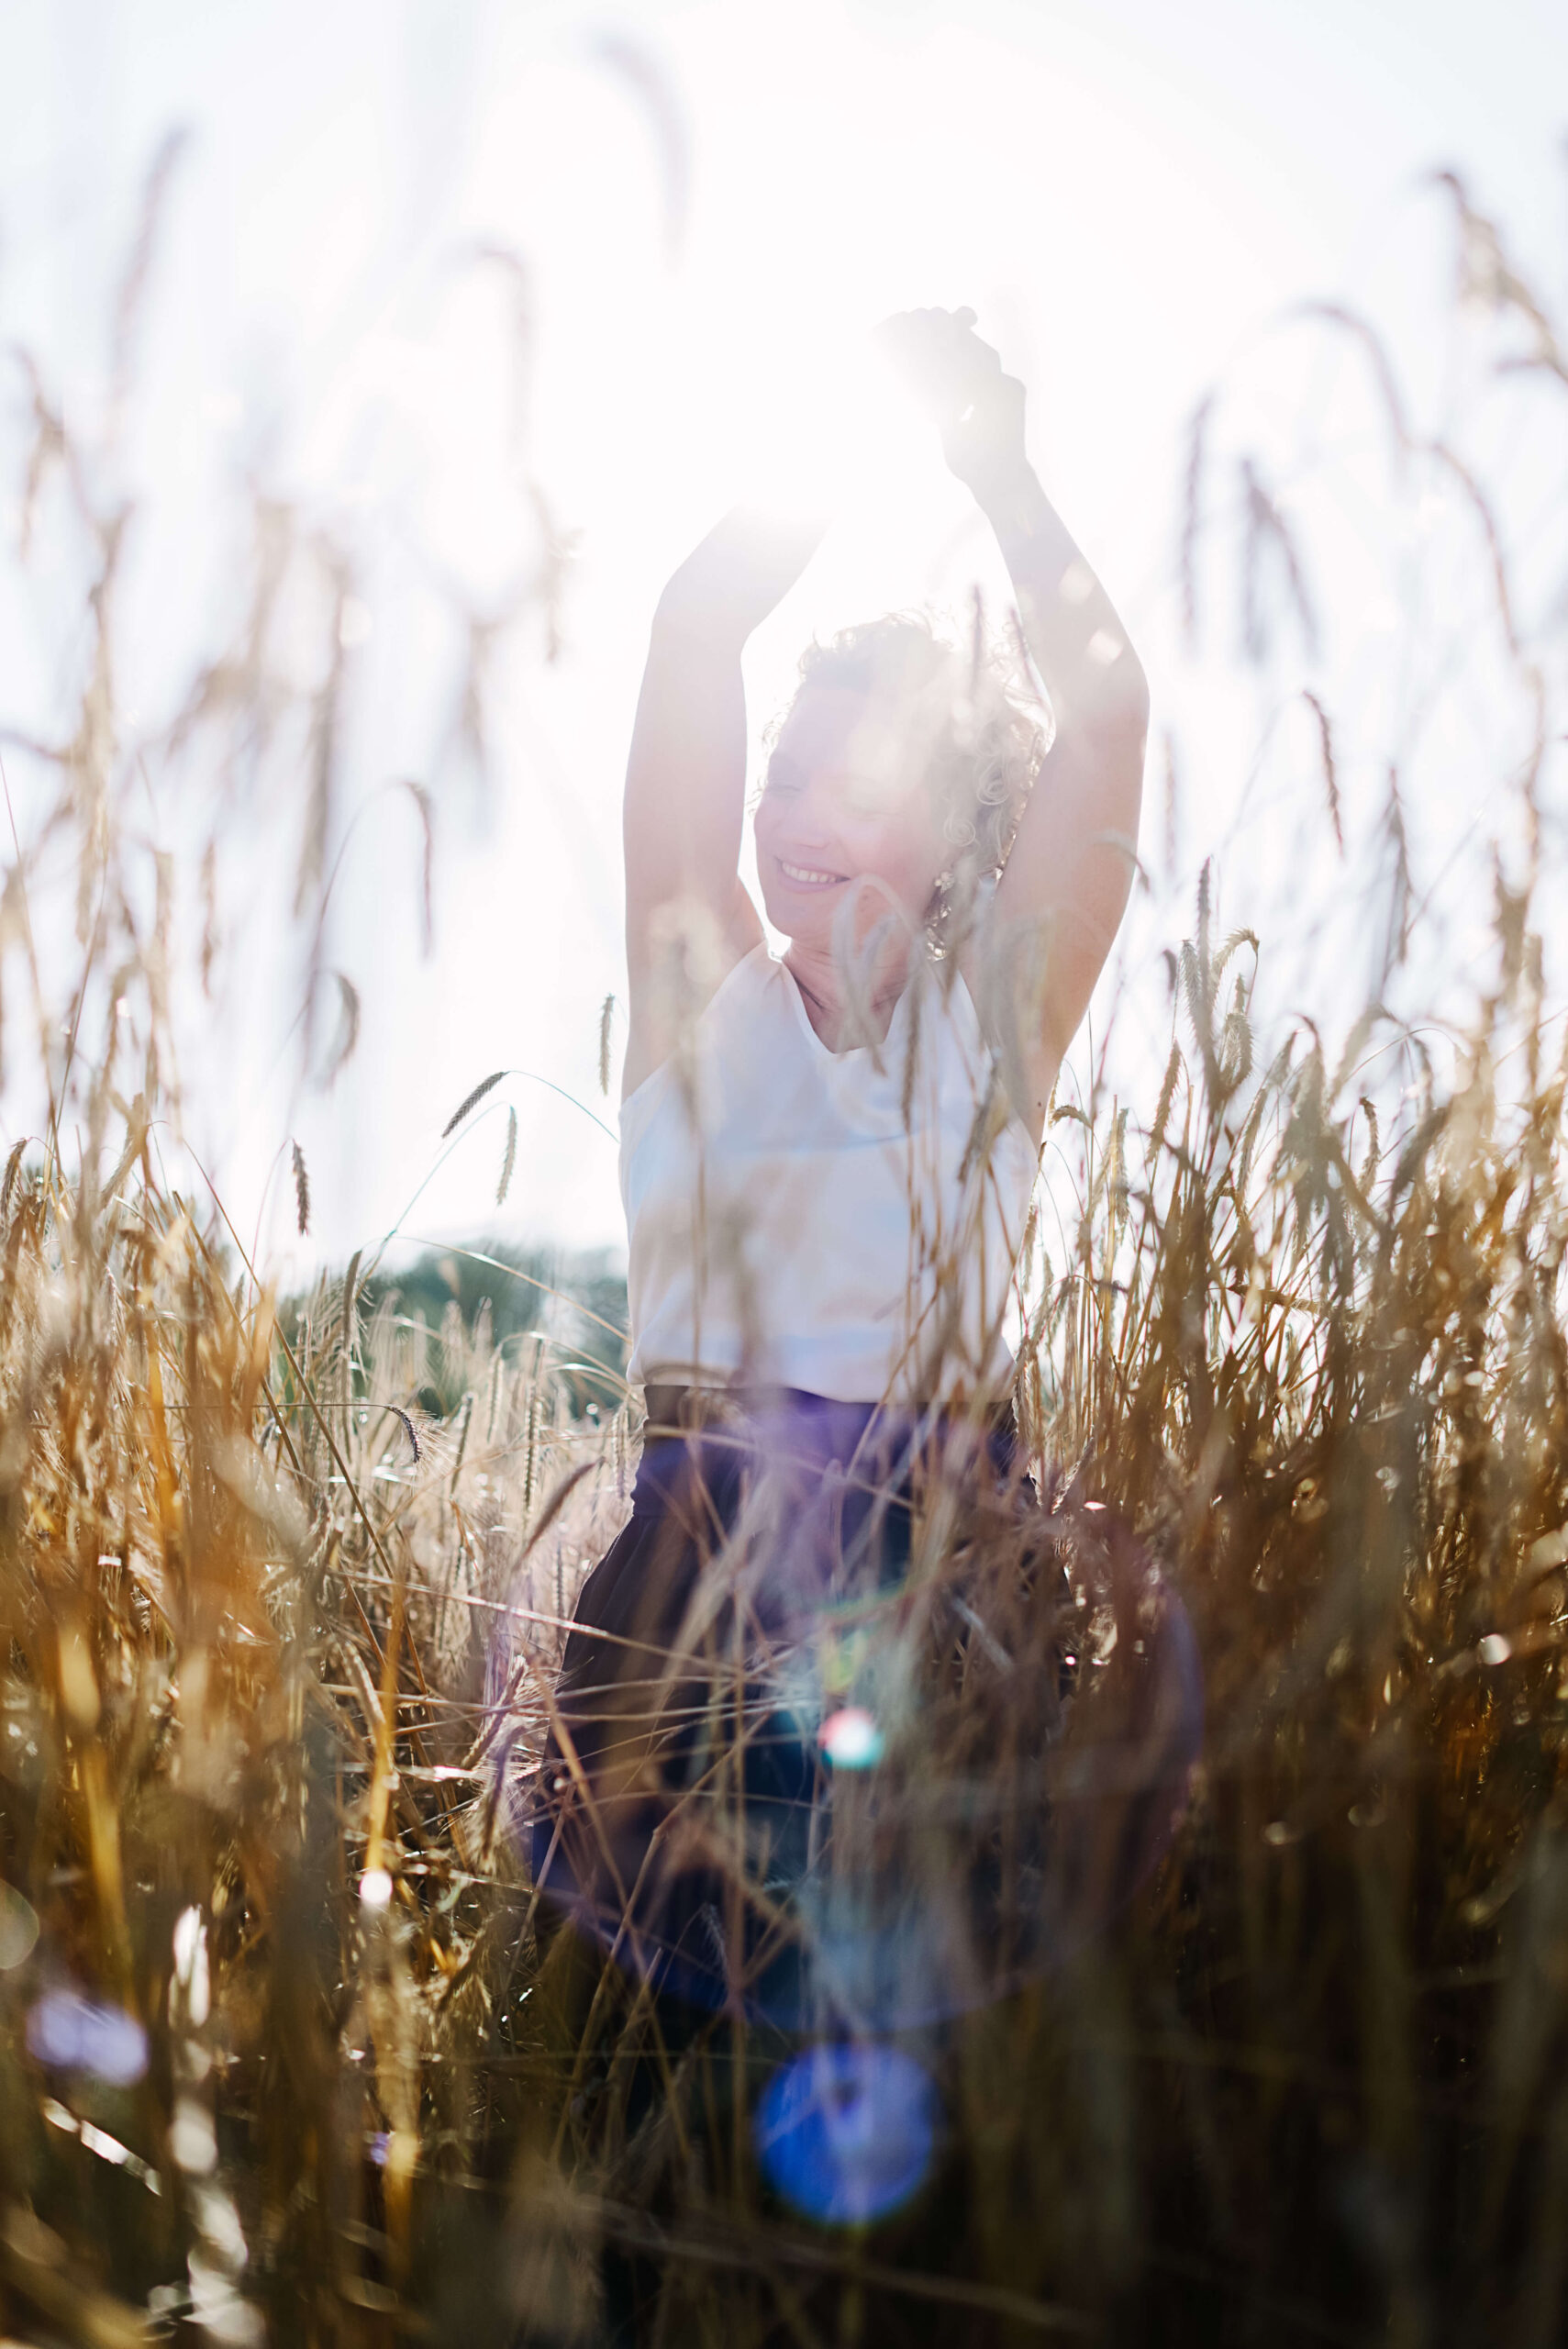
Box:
285 1241 629 1422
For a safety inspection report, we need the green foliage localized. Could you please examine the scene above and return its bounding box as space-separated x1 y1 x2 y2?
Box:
282 1240 629 1421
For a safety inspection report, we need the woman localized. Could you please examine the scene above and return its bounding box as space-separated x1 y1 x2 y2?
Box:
532 310 1186 2029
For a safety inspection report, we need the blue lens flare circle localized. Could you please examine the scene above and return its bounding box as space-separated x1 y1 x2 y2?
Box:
754 2043 939 2226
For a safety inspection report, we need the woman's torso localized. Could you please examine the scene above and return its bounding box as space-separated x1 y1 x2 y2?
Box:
619 946 1039 1405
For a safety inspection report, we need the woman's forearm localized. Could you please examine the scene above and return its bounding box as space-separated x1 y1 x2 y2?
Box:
980 455 1147 1093
979 464 1149 748
622 507 824 988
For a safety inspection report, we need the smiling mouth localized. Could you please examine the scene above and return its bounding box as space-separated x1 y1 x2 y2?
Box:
776 859 847 888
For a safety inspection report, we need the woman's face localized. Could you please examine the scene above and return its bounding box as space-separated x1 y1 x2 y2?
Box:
753 684 949 952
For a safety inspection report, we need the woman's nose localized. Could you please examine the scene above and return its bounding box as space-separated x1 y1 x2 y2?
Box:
791 780 836 843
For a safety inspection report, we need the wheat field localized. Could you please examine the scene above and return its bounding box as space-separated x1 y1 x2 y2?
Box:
0 164 1565 2345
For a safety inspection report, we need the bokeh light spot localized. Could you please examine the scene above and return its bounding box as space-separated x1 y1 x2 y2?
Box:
0 1881 39 1971
817 1706 884 1769
27 1989 148 2084
754 2043 938 2225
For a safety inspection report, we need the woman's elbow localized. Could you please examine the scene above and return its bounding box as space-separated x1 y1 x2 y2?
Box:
652 567 731 643
1123 655 1151 740
1065 640 1149 758
1097 648 1150 745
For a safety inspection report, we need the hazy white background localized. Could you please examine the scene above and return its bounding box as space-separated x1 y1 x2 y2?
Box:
1 0 1563 1280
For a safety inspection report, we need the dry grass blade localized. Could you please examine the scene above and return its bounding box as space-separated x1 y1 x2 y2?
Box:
442 1067 506 1136
404 776 435 952
599 992 616 1097
320 970 361 1086
1302 688 1344 853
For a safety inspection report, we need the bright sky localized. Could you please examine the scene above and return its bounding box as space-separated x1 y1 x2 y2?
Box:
1 0 1563 1276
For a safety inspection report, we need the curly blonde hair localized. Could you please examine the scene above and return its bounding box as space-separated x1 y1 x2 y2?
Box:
779 610 1049 947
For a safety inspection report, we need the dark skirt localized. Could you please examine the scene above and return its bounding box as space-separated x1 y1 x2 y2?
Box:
528 1391 1200 2031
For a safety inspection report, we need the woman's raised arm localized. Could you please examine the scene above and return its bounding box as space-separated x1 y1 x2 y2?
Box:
878 310 1149 1132
622 507 825 1097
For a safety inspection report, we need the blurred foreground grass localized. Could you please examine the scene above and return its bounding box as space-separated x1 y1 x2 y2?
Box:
6 879 1567 2345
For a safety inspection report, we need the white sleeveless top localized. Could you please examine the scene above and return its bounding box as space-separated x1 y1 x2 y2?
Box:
620 947 1039 1404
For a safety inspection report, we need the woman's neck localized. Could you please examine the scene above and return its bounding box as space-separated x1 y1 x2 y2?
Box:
784 933 913 1051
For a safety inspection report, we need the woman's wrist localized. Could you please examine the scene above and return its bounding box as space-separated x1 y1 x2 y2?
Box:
973 460 1053 548
980 471 1083 597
